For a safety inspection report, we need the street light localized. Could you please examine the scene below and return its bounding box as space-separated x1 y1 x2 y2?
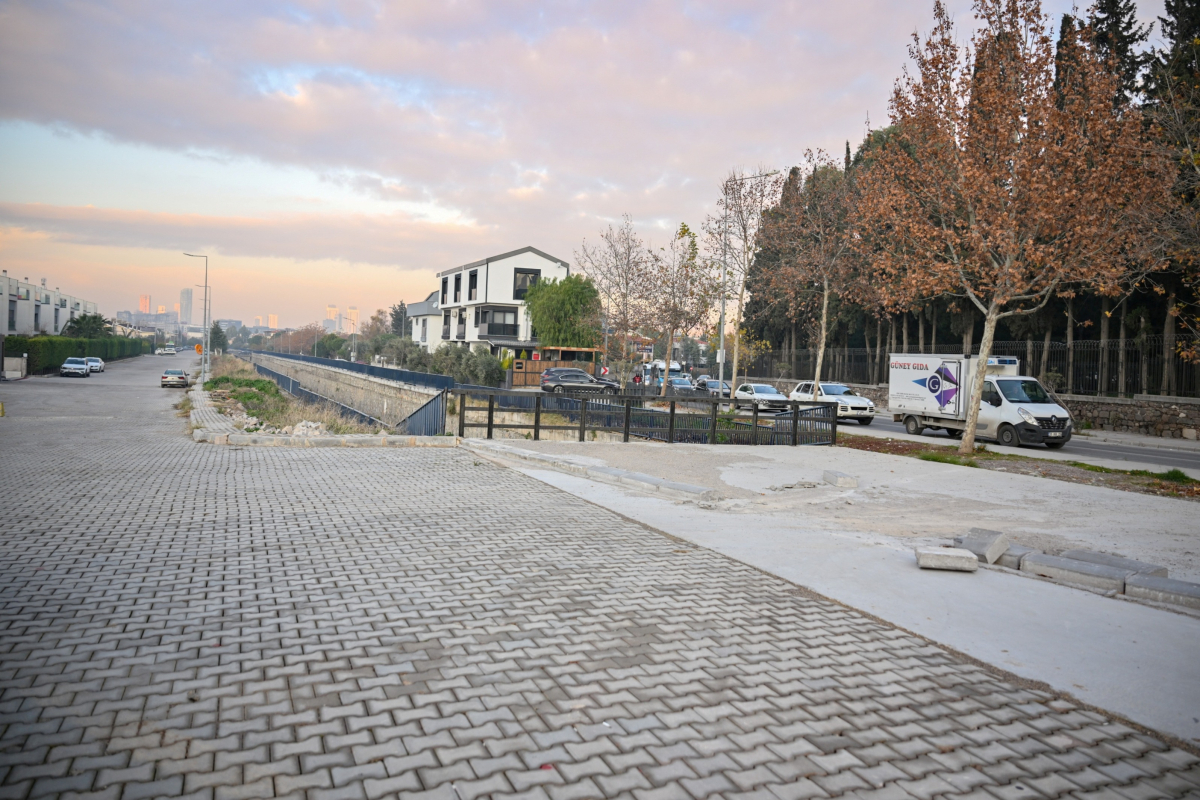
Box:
718 170 779 393
184 254 210 379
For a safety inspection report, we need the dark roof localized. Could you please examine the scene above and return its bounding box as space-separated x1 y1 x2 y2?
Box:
437 246 570 278
407 290 440 318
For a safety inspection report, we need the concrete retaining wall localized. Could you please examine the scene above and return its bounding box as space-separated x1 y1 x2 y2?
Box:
251 353 439 429
1054 393 1200 440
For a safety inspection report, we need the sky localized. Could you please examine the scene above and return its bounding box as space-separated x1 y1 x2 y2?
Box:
0 0 1167 329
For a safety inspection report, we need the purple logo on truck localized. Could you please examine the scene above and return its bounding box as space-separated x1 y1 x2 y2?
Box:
914 363 959 408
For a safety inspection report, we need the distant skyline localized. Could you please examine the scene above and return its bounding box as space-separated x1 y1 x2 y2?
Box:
0 0 1166 328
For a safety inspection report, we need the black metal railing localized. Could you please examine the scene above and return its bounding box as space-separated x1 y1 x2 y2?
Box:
249 350 455 391
252 362 385 428
480 323 519 337
455 389 837 446
401 390 448 436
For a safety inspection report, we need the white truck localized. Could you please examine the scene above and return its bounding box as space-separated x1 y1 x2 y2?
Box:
888 353 1072 449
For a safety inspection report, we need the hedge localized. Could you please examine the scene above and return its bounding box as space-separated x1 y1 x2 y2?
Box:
1 335 152 374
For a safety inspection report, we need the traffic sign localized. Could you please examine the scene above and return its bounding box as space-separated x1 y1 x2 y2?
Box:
195 344 203 354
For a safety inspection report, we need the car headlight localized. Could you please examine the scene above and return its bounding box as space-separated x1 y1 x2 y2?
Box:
1017 407 1037 425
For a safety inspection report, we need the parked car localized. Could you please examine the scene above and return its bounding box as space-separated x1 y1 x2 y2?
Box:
789 381 875 424
161 369 189 388
164 347 176 355
733 383 790 411
84 357 105 373
60 357 90 377
705 380 731 398
665 377 695 395
540 368 620 394
155 347 165 355
693 374 712 388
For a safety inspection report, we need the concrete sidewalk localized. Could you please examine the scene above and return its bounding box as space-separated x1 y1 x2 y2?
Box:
505 460 1200 746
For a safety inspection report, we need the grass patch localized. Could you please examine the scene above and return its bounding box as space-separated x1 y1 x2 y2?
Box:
174 395 193 417
203 375 280 394
1066 461 1119 474
1130 467 1198 484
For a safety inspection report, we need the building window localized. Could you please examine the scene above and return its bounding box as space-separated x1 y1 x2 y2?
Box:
7 299 15 331
54 307 59 332
468 270 478 301
421 319 427 342
513 269 540 300
33 304 39 331
442 311 450 339
441 278 448 305
473 307 480 326
453 274 461 303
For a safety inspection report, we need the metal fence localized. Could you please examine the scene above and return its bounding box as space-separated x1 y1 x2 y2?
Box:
252 362 386 428
455 389 837 446
737 335 1200 397
401 390 449 436
248 350 455 391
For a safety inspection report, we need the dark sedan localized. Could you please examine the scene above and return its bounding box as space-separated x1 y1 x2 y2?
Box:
540 368 620 394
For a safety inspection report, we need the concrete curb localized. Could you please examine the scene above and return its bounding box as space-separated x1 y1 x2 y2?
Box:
462 440 721 502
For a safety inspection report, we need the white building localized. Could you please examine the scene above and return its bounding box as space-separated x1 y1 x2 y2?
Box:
3 270 98 338
409 246 570 353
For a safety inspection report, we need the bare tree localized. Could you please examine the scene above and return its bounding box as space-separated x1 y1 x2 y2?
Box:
575 215 654 387
649 224 717 396
703 169 784 386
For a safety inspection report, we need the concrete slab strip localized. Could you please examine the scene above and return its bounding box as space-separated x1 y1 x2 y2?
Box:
915 546 979 572
1021 553 1132 592
1061 549 1169 578
1124 573 1200 609
954 529 1010 564
823 470 858 488
996 544 1040 570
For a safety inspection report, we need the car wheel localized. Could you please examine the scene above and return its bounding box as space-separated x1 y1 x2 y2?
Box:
997 423 1019 447
947 428 964 439
858 417 873 426
1045 441 1066 450
904 416 924 436
553 386 565 394
603 387 616 395
733 400 740 410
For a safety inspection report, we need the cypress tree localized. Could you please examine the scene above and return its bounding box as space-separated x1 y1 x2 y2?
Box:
1160 0 1200 52
1088 0 1153 102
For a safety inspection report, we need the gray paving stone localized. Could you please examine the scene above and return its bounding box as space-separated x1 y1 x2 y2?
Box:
0 359 1196 800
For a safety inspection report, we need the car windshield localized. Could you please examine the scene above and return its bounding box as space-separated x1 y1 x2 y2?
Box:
65 358 85 364
997 379 1052 404
164 370 184 375
751 384 781 394
818 384 854 396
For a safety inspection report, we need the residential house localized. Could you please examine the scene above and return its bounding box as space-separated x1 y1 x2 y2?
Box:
2 270 98 341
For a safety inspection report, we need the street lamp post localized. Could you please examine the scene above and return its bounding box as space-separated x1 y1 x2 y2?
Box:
717 170 779 395
184 254 209 379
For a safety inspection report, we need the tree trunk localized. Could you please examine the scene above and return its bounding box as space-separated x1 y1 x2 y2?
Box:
1066 297 1075 394
1140 313 1149 394
730 284 746 397
1099 297 1110 396
930 302 938 352
1040 325 1051 380
1025 335 1033 376
1162 292 1176 396
959 304 1000 455
918 308 925 353
874 316 883 383
902 312 909 353
812 279 829 397
660 328 674 397
1118 303 1127 397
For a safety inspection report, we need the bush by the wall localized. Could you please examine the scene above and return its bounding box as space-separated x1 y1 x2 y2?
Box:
1 335 151 373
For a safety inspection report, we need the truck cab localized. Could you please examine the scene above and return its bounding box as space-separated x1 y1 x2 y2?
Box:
976 375 1072 448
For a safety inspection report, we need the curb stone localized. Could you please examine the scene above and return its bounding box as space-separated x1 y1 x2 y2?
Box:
462 440 720 502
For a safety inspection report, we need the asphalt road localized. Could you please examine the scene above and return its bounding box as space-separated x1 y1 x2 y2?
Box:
862 414 1200 472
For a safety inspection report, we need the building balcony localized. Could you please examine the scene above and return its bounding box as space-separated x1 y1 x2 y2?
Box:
479 323 519 338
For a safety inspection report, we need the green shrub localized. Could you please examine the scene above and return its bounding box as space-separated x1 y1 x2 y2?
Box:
203 376 280 394
1 335 150 373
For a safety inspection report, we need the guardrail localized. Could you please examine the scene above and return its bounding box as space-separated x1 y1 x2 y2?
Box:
455 389 837 446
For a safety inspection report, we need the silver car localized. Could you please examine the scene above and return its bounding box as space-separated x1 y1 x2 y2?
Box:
85 357 105 372
789 381 875 425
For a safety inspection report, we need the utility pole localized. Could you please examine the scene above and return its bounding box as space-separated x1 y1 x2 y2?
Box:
185 254 209 379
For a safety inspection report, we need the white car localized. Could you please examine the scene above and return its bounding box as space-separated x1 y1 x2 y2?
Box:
164 347 176 355
789 381 875 425
733 383 790 412
84 357 105 373
60 357 90 377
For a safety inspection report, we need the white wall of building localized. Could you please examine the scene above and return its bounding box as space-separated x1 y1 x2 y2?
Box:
3 270 98 338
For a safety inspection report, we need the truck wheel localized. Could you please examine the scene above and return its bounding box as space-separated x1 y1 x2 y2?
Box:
997 424 1019 447
904 416 924 436
1045 441 1066 450
947 428 963 439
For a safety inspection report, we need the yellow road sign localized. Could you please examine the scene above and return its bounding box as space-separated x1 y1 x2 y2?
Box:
195 344 203 354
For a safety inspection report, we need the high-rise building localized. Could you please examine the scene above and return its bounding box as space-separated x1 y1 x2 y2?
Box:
347 306 360 334
179 289 193 325
139 294 151 313
253 315 262 327
267 314 278 329
326 305 338 321
157 305 167 314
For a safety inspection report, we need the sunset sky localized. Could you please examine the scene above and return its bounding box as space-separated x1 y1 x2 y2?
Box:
0 0 1165 329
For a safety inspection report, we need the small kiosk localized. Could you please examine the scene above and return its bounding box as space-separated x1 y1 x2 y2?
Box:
510 346 602 387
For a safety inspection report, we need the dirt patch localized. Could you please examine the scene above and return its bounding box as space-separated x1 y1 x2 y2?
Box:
836 433 1200 501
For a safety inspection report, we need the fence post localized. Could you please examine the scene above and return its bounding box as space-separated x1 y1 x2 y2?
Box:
534 395 542 441
791 403 799 446
623 398 632 442
668 401 676 443
578 397 587 442
486 394 495 439
828 402 837 445
709 401 718 444
751 404 759 445
457 393 466 437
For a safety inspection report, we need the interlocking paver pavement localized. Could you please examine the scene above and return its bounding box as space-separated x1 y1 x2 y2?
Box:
2 356 1199 800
